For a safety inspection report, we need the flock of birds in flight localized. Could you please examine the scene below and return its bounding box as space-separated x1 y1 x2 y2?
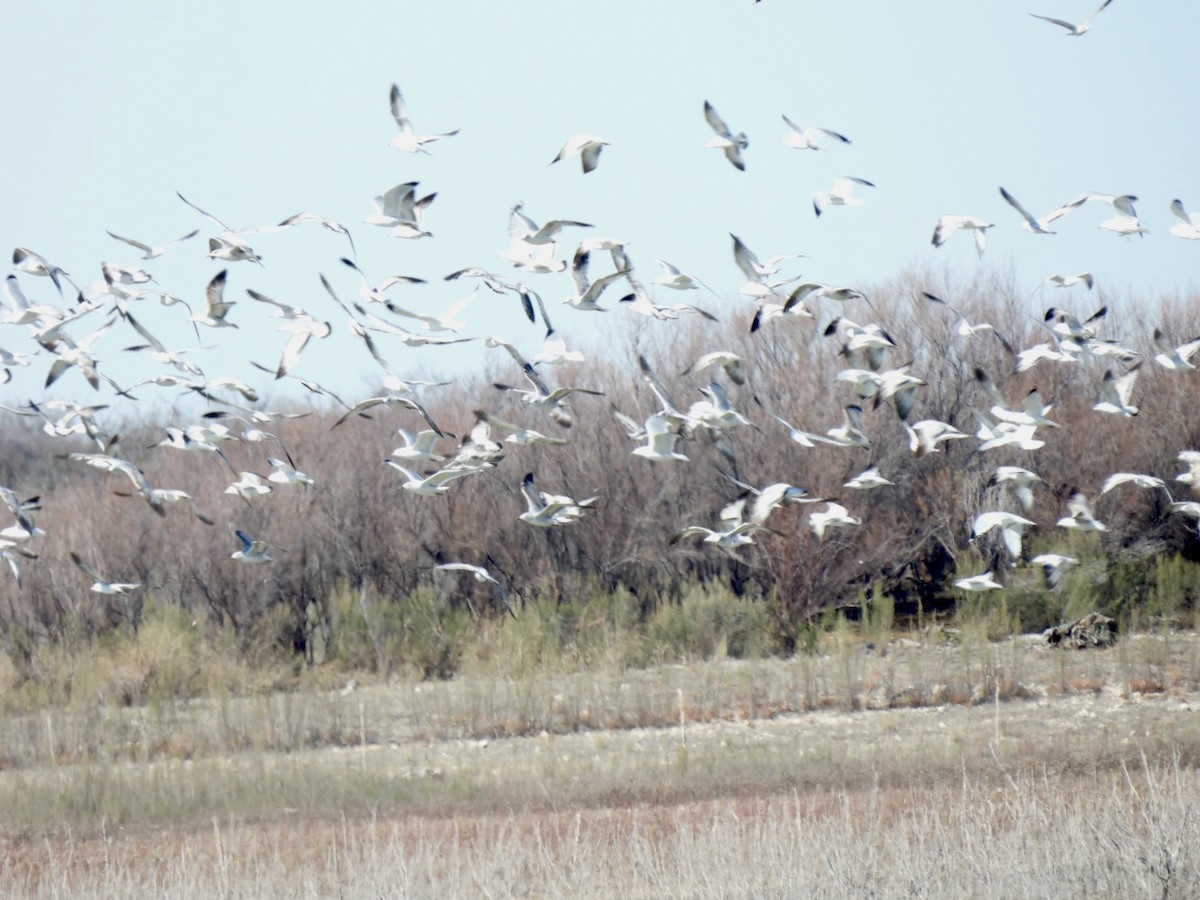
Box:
2 0 1196 616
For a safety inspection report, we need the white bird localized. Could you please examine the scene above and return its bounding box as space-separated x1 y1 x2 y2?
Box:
844 467 892 490
780 116 850 151
1175 451 1200 499
385 460 485 496
529 338 585 367
550 134 608 174
932 215 993 257
652 259 708 293
1029 554 1081 589
922 292 1012 348
730 233 801 284
563 246 627 312
703 101 748 171
508 202 592 247
388 83 459 154
1168 199 1200 240
813 176 875 217
13 247 73 294
1030 0 1115 36
810 502 861 541
903 419 968 457
972 510 1036 561
106 228 199 260
1093 366 1140 417
225 471 273 502
670 519 774 551
175 192 264 265
1152 329 1200 371
722 476 815 526
267 457 314 487
680 350 746 386
434 563 515 618
519 473 595 527
231 529 275 564
1045 272 1094 290
363 181 436 238
1099 472 1166 495
954 571 1003 592
392 428 449 463
1056 493 1107 532
986 466 1044 512
493 362 603 428
190 270 238 329
70 551 141 594
631 413 690 462
973 411 1045 452
975 369 1060 428
998 187 1085 234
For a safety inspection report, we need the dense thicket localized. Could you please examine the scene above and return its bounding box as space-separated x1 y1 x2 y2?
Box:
3 268 1200 670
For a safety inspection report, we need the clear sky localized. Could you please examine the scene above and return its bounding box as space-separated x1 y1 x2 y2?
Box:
2 0 1197 410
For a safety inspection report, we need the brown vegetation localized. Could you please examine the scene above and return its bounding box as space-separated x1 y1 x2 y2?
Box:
3 268 1200 689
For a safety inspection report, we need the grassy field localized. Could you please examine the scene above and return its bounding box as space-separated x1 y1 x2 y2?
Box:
3 626 1200 897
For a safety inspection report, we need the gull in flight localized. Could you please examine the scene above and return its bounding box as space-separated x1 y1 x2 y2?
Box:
332 392 447 435
1152 329 1200 371
972 510 1036 561
1030 0 1115 36
1029 554 1080 589
519 472 595 527
722 475 816 525
998 187 1085 234
392 428 449 463
266 460 314 489
780 116 850 151
550 134 609 174
1168 199 1200 240
1099 472 1166 495
434 563 515 618
954 571 1002 592
932 215 993 257
904 419 968 457
508 202 593 247
986 466 1044 512
175 192 263 265
703 101 748 171
563 246 628 311
70 551 141 594
921 292 1014 351
670 510 777 552
221 470 273 499
388 83 459 154
972 410 1045 452
105 228 199 260
364 181 436 239
1045 272 1094 290
13 247 74 295
810 502 861 541
231 529 275 564
385 460 485 496
813 176 875 217
631 412 689 462
844 467 892 490
680 350 746 386
1092 366 1140 417
493 362 603 428
1056 493 1107 532
190 270 238 329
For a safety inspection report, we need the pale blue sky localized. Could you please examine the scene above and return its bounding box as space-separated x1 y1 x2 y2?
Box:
2 1 1197 408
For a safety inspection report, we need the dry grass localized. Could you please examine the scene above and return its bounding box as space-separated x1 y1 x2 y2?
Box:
1 632 1200 895
2 761 1198 898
